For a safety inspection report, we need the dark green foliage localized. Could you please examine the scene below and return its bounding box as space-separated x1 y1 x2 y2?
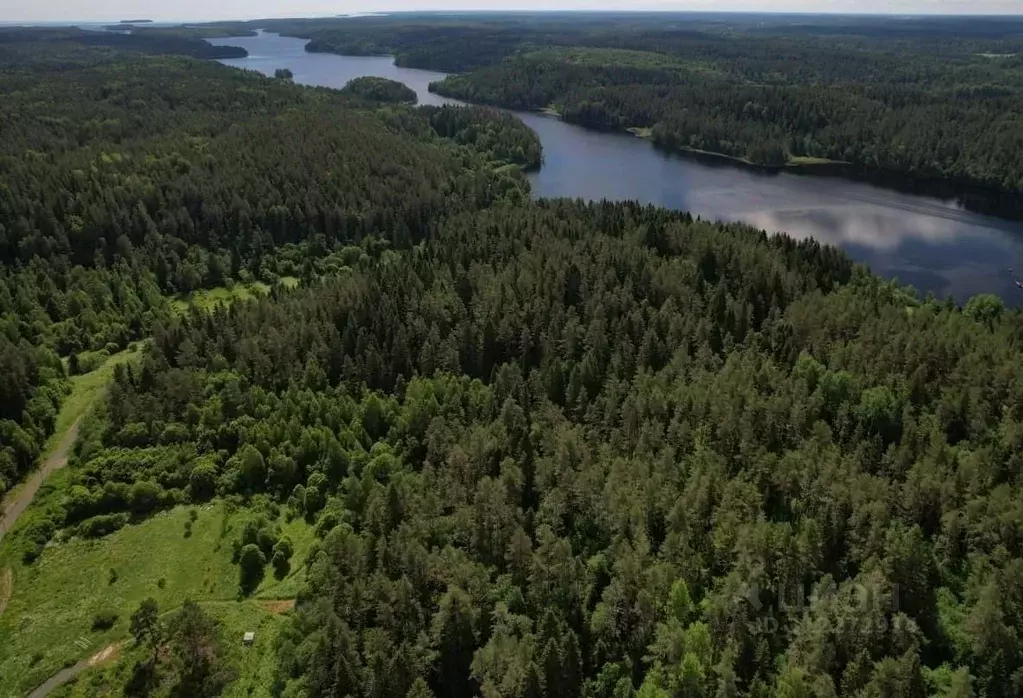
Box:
272 536 294 579
167 600 234 695
91 609 119 632
73 192 1023 698
342 76 418 104
271 13 1023 193
422 105 543 170
0 35 533 505
9 17 1023 698
130 598 161 650
431 44 1023 191
238 543 266 595
0 26 248 59
432 587 478 698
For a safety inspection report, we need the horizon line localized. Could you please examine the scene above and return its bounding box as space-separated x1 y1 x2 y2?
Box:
5 9 1023 24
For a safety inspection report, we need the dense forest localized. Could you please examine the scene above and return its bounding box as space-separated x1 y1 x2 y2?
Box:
0 33 536 514
247 13 1023 194
39 198 1023 698
5 17 1023 698
0 26 249 59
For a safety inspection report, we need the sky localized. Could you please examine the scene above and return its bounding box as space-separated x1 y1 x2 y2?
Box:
0 0 1020 23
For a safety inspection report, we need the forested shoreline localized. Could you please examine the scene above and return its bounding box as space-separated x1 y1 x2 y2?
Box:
246 14 1023 198
4 19 1023 698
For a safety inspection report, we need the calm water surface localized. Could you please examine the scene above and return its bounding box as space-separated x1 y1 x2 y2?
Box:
213 32 1023 305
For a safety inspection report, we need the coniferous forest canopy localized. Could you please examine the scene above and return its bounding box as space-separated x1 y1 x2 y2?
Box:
251 13 1023 196
2 16 1023 698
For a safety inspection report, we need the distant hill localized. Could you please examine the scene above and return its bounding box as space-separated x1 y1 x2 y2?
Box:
120 19 152 23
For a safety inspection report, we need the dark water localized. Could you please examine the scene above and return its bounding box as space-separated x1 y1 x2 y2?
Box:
213 31 1023 305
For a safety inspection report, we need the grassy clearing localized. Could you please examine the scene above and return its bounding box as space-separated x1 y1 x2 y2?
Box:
171 281 272 314
0 505 237 695
0 502 312 696
49 600 289 698
256 513 318 601
217 601 288 698
48 348 139 456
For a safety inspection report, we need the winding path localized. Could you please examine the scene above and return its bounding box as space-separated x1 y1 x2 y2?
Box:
27 643 122 698
0 417 83 546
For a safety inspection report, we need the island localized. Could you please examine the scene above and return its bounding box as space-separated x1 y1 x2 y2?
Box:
340 76 417 104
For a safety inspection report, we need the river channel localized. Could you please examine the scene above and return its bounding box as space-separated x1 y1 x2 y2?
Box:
212 31 1023 306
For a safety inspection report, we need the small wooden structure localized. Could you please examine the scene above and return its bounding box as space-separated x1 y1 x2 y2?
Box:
243 631 256 646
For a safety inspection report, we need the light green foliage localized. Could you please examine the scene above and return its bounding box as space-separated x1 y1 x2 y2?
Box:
171 282 272 315
0 505 236 693
963 293 1004 326
668 579 694 623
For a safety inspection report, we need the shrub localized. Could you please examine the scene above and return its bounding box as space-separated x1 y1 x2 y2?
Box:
92 610 119 631
78 513 130 538
238 544 266 595
272 550 291 580
189 461 218 502
128 480 163 516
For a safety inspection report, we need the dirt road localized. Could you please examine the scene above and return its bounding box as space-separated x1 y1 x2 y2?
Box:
27 643 122 698
0 417 82 546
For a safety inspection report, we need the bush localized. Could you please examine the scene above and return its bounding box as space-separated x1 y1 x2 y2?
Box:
91 610 119 631
238 543 266 595
189 460 218 502
128 480 163 516
271 550 291 580
74 350 110 375
78 513 130 538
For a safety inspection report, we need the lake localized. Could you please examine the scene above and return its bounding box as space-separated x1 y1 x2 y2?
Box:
212 31 1023 306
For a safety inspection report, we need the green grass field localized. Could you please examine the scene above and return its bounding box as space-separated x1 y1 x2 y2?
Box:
0 502 313 696
50 349 140 451
49 599 289 698
171 282 272 314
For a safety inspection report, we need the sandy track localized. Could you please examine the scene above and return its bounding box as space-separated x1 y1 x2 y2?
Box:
0 417 82 546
